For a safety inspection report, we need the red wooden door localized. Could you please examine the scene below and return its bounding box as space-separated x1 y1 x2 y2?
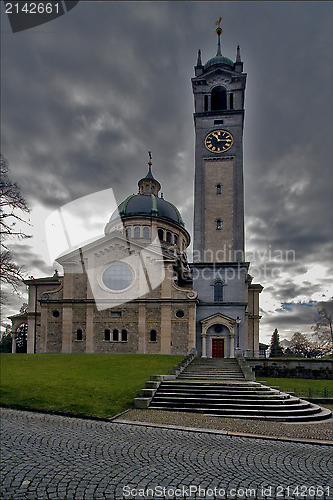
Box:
212 339 224 358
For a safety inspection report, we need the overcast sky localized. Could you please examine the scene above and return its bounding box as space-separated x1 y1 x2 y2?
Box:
1 1 332 344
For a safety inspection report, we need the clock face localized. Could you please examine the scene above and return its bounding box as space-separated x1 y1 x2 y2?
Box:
205 129 233 153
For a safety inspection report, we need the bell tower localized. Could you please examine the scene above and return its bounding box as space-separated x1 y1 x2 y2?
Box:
192 20 247 263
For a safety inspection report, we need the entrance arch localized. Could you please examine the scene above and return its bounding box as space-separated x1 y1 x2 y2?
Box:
200 313 236 359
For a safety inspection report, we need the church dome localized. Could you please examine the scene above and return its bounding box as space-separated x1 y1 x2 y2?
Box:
112 194 185 228
108 160 185 229
204 54 234 70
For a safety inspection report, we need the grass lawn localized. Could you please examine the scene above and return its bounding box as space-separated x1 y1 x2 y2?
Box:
0 353 184 418
256 377 333 398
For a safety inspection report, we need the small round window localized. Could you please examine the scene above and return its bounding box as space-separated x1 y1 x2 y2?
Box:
102 263 133 291
175 310 185 318
52 310 60 318
215 325 223 333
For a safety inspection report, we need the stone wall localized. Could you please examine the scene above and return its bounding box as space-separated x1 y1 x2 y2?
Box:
247 358 333 380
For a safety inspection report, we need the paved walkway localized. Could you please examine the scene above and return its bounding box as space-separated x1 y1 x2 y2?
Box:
123 409 333 443
1 408 332 500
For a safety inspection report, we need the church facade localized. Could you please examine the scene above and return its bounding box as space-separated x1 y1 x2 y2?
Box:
11 26 262 358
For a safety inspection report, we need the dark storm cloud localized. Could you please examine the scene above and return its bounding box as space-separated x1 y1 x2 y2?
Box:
263 299 333 336
265 303 316 327
7 243 54 276
1 2 332 334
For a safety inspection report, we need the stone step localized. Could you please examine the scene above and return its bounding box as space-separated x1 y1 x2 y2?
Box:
151 398 310 409
148 380 333 422
149 406 332 422
178 358 246 381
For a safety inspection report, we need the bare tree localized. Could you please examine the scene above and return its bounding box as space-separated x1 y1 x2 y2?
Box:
288 332 324 358
0 155 30 301
312 301 333 356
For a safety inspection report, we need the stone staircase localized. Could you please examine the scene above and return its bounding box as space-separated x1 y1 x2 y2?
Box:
177 358 245 381
146 358 332 422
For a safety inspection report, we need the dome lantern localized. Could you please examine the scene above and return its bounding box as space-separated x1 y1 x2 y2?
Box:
138 153 161 196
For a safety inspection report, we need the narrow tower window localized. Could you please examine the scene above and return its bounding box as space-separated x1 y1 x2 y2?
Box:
134 226 140 238
113 329 119 342
104 329 110 341
125 227 131 238
214 282 224 302
216 184 222 194
150 330 157 342
211 86 227 111
166 231 172 243
158 229 164 241
121 330 127 342
76 329 83 341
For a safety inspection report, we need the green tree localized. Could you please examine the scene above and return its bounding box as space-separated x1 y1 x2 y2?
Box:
0 325 12 353
269 328 284 357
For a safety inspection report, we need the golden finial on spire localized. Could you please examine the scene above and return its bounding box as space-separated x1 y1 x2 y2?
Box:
215 18 222 55
215 17 222 36
148 151 152 168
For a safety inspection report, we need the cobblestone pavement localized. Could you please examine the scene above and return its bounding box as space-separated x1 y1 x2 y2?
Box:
1 408 332 500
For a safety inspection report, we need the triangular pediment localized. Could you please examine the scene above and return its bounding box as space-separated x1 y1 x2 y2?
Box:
57 231 164 268
200 312 236 331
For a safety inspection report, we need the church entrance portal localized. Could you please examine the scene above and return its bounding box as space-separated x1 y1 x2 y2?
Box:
212 338 224 358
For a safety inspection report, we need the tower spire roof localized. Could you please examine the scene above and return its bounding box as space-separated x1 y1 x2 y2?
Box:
201 18 234 71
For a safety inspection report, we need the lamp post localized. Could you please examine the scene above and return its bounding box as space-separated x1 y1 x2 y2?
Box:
235 316 241 357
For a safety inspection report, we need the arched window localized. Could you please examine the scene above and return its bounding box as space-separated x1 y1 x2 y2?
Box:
216 184 222 195
166 231 172 243
143 226 150 239
76 329 83 341
214 282 224 302
113 329 119 342
121 330 127 342
211 86 227 111
104 329 110 341
134 226 140 238
173 234 178 245
125 227 131 238
150 330 157 342
158 229 164 241
216 219 222 230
